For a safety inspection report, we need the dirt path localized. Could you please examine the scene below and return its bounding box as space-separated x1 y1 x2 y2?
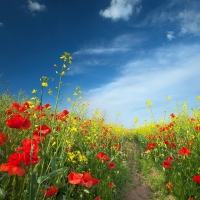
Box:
123 139 154 200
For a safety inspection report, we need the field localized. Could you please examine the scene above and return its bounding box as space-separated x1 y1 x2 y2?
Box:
0 52 199 200
135 99 200 200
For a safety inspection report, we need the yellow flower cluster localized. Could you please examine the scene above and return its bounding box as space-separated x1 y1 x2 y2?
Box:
66 151 88 164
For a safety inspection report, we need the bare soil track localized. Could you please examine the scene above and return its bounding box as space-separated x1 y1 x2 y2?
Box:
123 140 154 200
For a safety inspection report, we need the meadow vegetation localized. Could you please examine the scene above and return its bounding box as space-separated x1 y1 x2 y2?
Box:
0 52 199 200
134 98 200 200
0 53 133 200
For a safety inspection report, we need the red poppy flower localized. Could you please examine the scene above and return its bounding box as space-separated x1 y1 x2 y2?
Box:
37 124 51 136
96 152 105 158
147 142 156 150
108 182 115 188
34 105 43 112
94 197 102 200
68 172 100 188
8 152 23 165
108 162 115 169
33 130 44 142
16 138 39 154
114 144 120 150
43 103 51 109
190 117 195 122
0 133 7 145
0 163 25 176
90 142 95 149
162 161 171 168
6 115 31 130
178 147 191 156
195 126 200 131
55 110 69 121
10 102 21 110
19 102 30 113
21 153 40 166
164 140 169 145
96 152 110 162
83 130 89 134
43 186 58 197
170 113 176 118
33 125 51 141
61 110 69 116
167 156 173 163
166 182 173 190
68 172 83 185
169 142 176 148
0 153 25 176
192 175 200 183
82 172 100 188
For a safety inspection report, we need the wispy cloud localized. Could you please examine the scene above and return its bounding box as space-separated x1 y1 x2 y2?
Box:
178 10 200 36
73 47 129 56
0 23 3 27
136 1 200 38
83 44 200 128
73 34 145 55
99 0 142 21
27 0 46 12
166 31 175 41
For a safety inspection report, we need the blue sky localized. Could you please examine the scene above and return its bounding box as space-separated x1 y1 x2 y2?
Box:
0 0 200 128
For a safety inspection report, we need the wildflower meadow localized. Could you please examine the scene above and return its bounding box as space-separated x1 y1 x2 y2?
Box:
135 98 200 200
0 52 200 200
0 53 132 200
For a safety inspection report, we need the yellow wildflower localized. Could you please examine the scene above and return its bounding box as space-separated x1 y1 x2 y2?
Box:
166 96 171 101
32 89 37 94
41 82 48 87
48 89 53 95
27 101 34 108
146 100 152 106
182 103 187 109
134 118 139 123
60 55 67 61
61 71 65 76
63 64 66 68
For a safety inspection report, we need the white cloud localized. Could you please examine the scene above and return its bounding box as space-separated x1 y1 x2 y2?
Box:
166 31 175 41
83 44 200 128
136 1 200 38
0 23 3 27
28 0 46 12
99 0 142 21
178 10 200 36
73 47 129 55
73 34 145 55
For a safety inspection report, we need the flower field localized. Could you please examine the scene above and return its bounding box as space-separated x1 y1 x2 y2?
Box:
135 100 200 200
1 52 200 200
0 53 133 200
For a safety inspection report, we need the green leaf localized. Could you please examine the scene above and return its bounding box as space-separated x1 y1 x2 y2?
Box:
37 167 68 184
